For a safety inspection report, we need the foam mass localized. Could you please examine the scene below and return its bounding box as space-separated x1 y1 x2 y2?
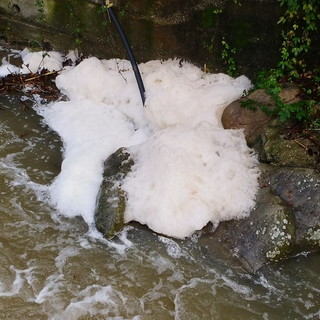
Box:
35 56 259 238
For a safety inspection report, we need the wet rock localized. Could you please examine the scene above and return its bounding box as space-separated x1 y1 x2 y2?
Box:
221 91 272 147
203 182 295 272
267 167 320 252
222 85 319 169
201 165 320 272
221 85 300 148
260 126 318 168
94 147 134 238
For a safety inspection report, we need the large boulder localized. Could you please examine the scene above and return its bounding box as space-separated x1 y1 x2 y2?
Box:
200 165 320 272
221 85 300 147
221 89 274 147
222 86 319 169
200 181 295 272
267 167 320 252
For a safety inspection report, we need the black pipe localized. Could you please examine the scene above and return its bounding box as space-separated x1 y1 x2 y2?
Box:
106 5 146 106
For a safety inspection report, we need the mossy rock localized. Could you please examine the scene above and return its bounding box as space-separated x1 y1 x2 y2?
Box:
267 167 320 253
264 208 296 262
302 224 320 250
94 147 133 239
261 126 318 168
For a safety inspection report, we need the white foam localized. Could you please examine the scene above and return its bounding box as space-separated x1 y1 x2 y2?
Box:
142 60 251 129
0 60 19 77
20 48 63 73
158 236 185 259
0 266 33 297
35 274 64 304
38 98 142 225
13 53 258 238
123 123 258 238
52 285 125 320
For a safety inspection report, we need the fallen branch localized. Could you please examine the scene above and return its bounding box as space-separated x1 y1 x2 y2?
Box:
24 70 60 82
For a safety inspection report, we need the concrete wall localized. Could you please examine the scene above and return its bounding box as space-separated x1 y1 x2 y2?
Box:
0 0 282 76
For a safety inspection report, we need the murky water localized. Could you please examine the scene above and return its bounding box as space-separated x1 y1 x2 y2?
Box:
1 94 320 319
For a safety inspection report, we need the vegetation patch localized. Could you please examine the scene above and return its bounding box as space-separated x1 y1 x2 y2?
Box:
238 0 320 163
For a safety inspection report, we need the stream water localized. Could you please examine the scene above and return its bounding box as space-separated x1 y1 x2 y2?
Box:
1 93 320 320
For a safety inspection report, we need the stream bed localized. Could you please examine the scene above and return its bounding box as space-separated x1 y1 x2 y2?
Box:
1 94 320 320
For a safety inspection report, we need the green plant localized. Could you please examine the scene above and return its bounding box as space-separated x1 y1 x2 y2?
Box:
221 38 238 77
240 99 258 111
1 24 11 41
248 70 316 124
35 0 44 13
277 0 320 79
67 1 83 47
97 5 107 14
119 2 130 17
245 0 320 128
311 117 320 130
72 27 83 46
27 39 43 48
34 0 45 21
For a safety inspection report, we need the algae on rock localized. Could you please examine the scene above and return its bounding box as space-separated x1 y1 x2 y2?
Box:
94 147 134 239
261 126 318 168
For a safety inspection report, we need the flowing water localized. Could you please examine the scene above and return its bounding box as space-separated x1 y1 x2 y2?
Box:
1 94 320 320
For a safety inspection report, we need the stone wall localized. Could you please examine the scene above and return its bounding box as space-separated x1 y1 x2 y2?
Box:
0 0 282 76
